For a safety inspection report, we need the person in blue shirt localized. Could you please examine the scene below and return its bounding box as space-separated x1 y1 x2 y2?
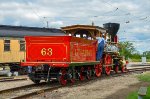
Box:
96 34 106 61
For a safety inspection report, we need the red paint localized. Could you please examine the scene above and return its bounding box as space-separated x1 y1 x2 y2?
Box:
104 54 112 65
104 54 112 75
114 35 118 43
95 63 102 77
21 62 69 67
115 65 119 73
21 36 97 67
105 66 111 75
121 66 125 73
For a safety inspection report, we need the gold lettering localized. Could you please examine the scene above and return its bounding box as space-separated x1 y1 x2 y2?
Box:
41 48 47 56
47 48 53 56
41 48 53 56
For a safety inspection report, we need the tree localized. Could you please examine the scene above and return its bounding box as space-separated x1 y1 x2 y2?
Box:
131 52 142 59
119 41 136 59
143 51 150 59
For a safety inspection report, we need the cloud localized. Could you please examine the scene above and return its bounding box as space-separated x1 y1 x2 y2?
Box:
49 21 64 28
0 0 149 53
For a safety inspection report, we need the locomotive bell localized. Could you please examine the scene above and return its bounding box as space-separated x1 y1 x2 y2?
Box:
103 23 120 41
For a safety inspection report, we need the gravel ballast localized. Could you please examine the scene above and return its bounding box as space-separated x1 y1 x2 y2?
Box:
32 74 141 99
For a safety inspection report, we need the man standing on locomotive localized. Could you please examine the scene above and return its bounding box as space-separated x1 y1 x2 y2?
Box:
96 33 106 61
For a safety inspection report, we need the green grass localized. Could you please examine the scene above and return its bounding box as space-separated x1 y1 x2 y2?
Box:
146 59 150 62
126 87 150 99
137 73 150 82
126 73 150 99
126 91 137 99
131 59 141 62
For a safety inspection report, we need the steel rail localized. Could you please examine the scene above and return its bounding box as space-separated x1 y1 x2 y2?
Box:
0 83 46 94
127 66 150 72
0 78 27 82
11 85 63 99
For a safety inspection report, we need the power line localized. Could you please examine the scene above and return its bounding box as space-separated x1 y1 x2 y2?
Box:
22 0 46 27
100 0 150 23
21 0 150 26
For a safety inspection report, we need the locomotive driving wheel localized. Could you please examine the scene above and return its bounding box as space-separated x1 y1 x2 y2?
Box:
114 65 119 73
58 69 67 85
104 54 112 75
121 66 125 73
95 63 102 77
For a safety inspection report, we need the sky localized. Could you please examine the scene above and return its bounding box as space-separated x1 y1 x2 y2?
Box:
0 0 150 53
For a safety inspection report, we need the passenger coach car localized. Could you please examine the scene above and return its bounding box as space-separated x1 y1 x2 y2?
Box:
0 25 65 74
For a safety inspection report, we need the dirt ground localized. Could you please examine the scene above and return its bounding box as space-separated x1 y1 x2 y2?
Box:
31 73 150 99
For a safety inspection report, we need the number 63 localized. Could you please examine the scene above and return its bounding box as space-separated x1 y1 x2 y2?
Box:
41 48 53 56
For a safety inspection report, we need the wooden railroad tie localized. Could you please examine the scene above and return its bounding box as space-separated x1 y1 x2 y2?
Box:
37 90 46 98
138 87 147 99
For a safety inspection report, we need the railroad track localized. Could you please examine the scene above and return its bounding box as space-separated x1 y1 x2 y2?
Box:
0 73 129 99
0 77 27 82
11 85 63 99
0 82 48 99
0 76 28 82
127 66 150 73
1 65 150 99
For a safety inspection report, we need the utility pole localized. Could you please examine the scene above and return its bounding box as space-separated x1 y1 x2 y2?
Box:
46 21 49 28
43 17 49 28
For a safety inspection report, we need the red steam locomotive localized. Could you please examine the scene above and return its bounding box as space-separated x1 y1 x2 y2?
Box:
21 23 127 85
